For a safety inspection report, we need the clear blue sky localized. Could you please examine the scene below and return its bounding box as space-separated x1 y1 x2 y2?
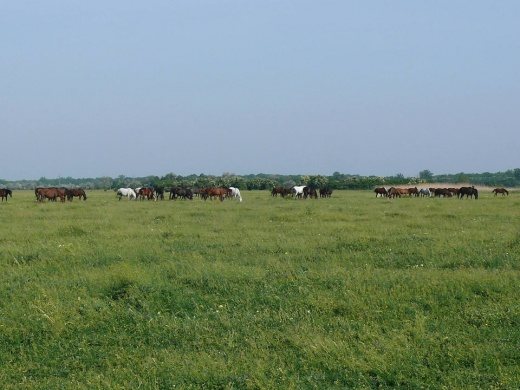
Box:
2 1 519 181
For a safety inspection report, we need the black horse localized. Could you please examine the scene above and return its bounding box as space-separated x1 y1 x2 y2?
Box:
0 188 12 201
458 186 478 199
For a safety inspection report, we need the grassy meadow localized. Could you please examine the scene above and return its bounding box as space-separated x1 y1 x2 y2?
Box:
0 189 519 389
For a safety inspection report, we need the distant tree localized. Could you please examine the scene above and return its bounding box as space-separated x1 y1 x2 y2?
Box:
457 173 469 183
419 169 434 181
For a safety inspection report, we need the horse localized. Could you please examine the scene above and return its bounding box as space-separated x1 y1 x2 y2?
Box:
390 188 409 198
434 188 452 198
319 187 333 198
117 188 137 200
291 185 307 199
271 187 284 197
170 187 193 200
419 188 431 197
408 187 419 197
228 187 243 202
66 188 87 201
36 187 65 202
138 187 156 201
304 187 318 199
374 187 387 197
155 187 165 200
448 188 459 196
492 188 509 196
204 187 227 201
0 188 12 201
458 186 478 200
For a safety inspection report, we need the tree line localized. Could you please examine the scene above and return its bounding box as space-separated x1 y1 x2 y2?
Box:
1 168 519 192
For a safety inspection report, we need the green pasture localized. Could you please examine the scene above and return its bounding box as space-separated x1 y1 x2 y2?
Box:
0 189 519 389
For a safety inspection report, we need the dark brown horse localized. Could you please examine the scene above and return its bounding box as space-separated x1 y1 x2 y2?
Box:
67 188 87 201
458 186 478 200
304 187 318 199
0 188 12 201
492 188 509 196
319 187 333 198
408 187 419 197
271 187 284 197
374 187 387 197
434 188 452 198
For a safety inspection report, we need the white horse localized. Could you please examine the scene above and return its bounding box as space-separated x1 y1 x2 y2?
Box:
291 185 307 199
419 188 431 197
117 188 137 200
228 187 242 202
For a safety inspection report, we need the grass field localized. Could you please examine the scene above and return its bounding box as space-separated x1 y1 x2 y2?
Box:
1 189 519 389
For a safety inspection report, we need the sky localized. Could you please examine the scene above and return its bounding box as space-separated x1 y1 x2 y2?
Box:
2 1 519 181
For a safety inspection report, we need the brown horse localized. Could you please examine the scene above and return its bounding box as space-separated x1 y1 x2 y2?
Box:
37 187 65 202
492 188 509 196
271 187 284 197
67 188 87 201
408 187 419 197
434 188 452 197
387 187 406 198
138 187 155 201
204 187 227 201
374 187 387 197
0 188 12 201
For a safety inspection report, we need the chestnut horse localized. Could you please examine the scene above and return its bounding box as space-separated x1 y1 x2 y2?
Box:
138 187 155 201
204 187 227 201
492 188 509 196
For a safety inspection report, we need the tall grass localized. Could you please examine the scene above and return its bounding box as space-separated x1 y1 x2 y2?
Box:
0 189 518 389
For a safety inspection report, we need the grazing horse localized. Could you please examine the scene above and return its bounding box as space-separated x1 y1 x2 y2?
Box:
492 188 509 196
304 187 318 199
0 188 12 201
387 187 411 198
67 188 87 201
117 188 137 200
271 187 284 197
204 187 227 201
37 188 56 202
228 187 243 202
374 187 387 197
434 188 452 198
170 187 193 200
155 187 165 200
53 187 67 203
419 188 431 197
138 187 155 201
37 187 65 202
458 186 478 199
291 185 307 199
319 187 333 198
448 188 459 196
408 187 419 197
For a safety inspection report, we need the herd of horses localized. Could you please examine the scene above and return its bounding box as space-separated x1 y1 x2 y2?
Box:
271 186 333 199
0 185 511 204
374 186 510 200
116 186 243 202
35 187 87 202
